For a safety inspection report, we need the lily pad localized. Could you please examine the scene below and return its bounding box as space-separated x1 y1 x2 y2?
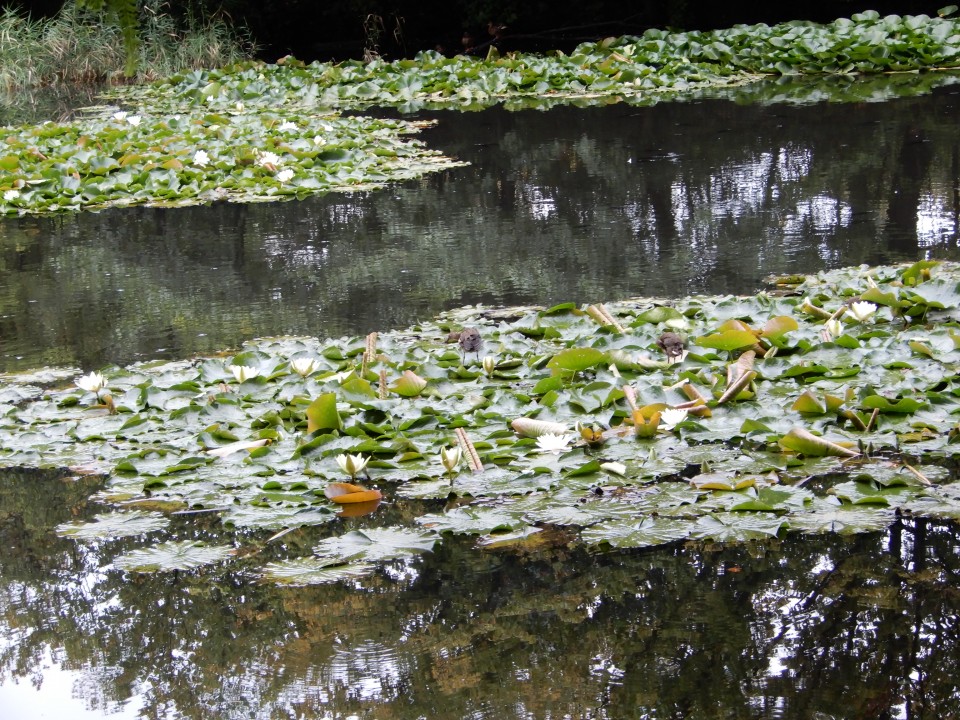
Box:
112 540 234 572
56 510 169 539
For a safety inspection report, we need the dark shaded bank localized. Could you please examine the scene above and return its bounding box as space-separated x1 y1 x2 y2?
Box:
6 1 948 62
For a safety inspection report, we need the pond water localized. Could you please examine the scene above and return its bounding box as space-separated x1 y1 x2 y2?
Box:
1 469 959 719
3 81 960 719
2 84 960 372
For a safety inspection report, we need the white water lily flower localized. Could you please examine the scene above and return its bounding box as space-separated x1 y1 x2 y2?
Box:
76 371 106 394
290 358 318 377
112 111 128 121
3 189 19 201
337 453 369 478
235 101 244 112
536 433 572 454
440 446 461 473
278 121 298 132
259 151 281 167
193 150 210 167
126 115 141 126
276 168 295 183
313 135 326 146
228 364 261 382
849 301 877 322
660 408 688 430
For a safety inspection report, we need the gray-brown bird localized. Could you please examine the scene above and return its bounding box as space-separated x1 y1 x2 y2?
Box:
656 331 686 361
458 327 483 364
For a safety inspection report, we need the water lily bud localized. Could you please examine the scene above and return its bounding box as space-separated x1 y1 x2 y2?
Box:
440 446 461 473
290 358 318 377
336 453 369 479
228 364 261 383
482 356 496 375
825 319 843 338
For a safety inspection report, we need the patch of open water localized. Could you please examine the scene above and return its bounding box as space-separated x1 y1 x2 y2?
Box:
2 88 960 372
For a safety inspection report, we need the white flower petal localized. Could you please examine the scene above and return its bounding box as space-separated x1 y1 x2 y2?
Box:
660 408 688 430
76 371 106 393
536 433 572 454
849 301 877 322
228 364 261 382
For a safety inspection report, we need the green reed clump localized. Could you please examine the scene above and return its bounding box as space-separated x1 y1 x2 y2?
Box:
0 1 255 91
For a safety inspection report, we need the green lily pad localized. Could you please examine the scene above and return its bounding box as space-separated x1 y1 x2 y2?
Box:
55 510 169 539
112 540 234 572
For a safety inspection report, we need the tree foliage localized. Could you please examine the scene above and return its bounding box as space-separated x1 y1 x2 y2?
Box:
74 0 140 75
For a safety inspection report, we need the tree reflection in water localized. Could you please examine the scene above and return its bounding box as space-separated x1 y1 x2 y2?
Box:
0 467 958 718
3 84 960 372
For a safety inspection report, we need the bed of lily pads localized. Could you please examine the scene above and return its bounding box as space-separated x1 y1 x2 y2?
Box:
3 261 960 582
4 9 960 216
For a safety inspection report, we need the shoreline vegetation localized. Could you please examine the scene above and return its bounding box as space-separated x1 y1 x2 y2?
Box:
0 1 255 91
3 10 960 215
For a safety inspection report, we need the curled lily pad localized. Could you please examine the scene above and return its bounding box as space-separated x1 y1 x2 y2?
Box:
391 370 428 397
205 438 270 458
511 418 569 437
778 428 859 457
324 482 383 504
760 315 799 341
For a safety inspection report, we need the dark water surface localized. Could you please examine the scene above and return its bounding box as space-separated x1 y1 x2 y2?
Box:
1 469 958 719
3 86 960 719
2 87 960 372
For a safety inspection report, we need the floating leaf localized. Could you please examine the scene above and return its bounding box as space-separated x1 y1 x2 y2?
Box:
113 540 233 572
324 482 383 504
778 428 859 457
547 347 607 373
791 391 826 414
306 392 342 434
860 395 926 414
695 329 758 351
582 516 691 549
262 557 377 585
786 498 895 534
205 438 269 458
511 418 569 437
56 511 169 539
691 513 784 541
391 370 428 397
760 315 798 341
313 527 438 564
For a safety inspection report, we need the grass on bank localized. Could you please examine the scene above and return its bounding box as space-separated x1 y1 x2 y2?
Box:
0 1 255 91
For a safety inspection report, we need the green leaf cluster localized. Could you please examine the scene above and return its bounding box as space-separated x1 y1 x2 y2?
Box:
6 11 960 216
4 261 960 579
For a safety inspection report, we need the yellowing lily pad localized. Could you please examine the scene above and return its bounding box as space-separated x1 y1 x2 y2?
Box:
324 482 383 504
778 428 859 457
